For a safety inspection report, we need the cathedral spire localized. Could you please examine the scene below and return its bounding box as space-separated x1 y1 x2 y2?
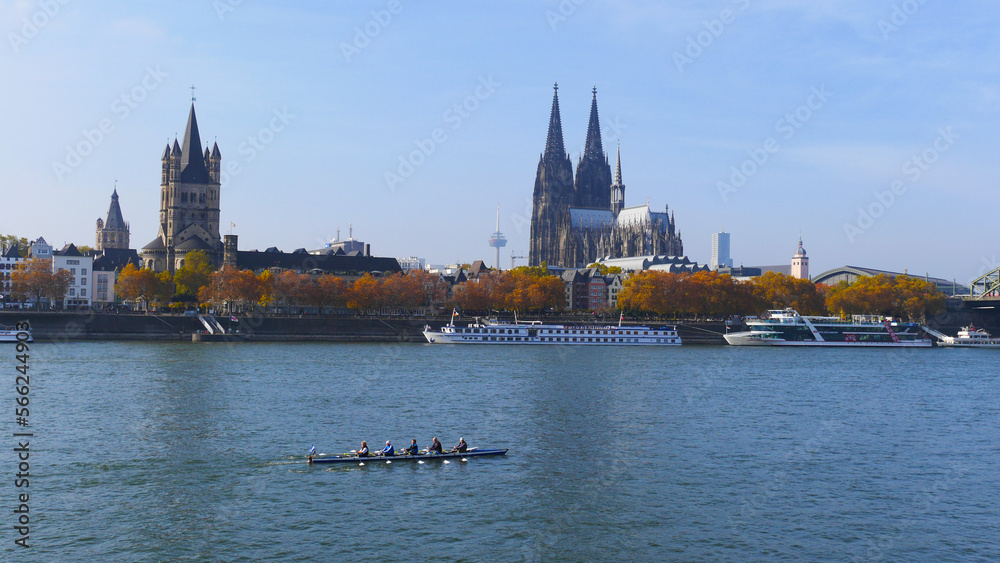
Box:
613 141 623 185
583 87 604 160
611 141 625 217
180 102 211 183
543 83 566 160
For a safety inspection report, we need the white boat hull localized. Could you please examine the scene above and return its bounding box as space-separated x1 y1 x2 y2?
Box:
423 323 681 346
724 331 932 347
940 341 1000 348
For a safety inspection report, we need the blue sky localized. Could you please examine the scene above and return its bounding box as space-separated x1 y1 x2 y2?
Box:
2 1 998 283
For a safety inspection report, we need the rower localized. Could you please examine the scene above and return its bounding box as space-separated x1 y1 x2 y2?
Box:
405 439 419 455
358 441 369 457
429 437 443 454
451 437 468 453
381 441 394 457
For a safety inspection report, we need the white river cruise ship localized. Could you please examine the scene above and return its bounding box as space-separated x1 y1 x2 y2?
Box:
423 315 681 346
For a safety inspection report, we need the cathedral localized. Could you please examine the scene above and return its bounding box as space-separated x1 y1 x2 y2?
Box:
529 84 684 268
142 103 223 273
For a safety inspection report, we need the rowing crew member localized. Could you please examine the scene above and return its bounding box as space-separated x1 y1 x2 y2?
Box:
451 437 467 453
358 441 369 457
405 439 419 455
381 441 394 457
429 437 443 454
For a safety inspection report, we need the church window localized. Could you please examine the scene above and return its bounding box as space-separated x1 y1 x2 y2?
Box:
181 192 189 203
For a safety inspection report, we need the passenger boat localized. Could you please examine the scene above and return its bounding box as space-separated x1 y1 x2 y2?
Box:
937 325 1000 348
724 309 932 347
422 315 680 346
0 324 31 343
308 448 509 465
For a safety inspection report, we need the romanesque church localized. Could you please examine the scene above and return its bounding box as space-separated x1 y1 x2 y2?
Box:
529 84 684 268
142 103 223 273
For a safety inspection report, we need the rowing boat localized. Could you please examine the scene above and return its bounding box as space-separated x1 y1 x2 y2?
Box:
307 448 508 465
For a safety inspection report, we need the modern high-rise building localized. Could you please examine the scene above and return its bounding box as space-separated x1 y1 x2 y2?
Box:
711 231 733 270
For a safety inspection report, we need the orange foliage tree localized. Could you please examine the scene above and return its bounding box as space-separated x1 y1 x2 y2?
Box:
619 270 761 318
198 267 262 313
347 274 384 311
11 258 69 309
117 263 173 310
751 272 827 315
452 268 565 313
826 274 945 321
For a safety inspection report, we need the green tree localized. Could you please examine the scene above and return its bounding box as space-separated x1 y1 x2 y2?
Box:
0 235 30 256
586 262 622 275
173 249 215 297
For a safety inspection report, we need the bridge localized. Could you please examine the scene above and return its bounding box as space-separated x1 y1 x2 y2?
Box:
969 266 1000 300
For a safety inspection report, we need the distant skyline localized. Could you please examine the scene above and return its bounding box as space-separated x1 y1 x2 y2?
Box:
3 1 999 283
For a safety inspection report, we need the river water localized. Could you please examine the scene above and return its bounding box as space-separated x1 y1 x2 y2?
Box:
5 342 999 561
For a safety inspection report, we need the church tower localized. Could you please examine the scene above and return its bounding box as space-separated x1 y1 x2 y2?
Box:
791 235 809 280
143 102 223 273
96 189 130 251
573 88 613 210
529 83 575 267
611 143 625 218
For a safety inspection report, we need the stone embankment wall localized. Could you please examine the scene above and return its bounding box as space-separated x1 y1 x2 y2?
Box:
3 302 995 345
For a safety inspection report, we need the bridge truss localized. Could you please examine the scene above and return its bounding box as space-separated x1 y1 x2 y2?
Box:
970 266 1000 299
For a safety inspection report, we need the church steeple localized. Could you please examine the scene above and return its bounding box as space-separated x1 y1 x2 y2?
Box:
530 82 575 268
96 188 130 251
573 86 613 210
543 83 566 160
179 103 210 183
611 141 625 217
583 87 604 161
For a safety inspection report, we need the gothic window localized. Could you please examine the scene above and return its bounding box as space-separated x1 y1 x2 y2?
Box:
199 193 206 204
182 192 188 203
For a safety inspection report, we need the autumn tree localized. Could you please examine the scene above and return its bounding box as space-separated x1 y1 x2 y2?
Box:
257 270 275 308
304 274 348 311
173 249 215 297
347 274 384 311
407 269 449 306
11 258 53 308
826 274 945 321
452 275 493 311
198 267 261 313
117 263 172 311
619 270 761 318
382 273 422 310
752 272 826 315
273 271 306 310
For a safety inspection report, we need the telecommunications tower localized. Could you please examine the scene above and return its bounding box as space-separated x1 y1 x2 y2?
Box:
488 204 507 269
